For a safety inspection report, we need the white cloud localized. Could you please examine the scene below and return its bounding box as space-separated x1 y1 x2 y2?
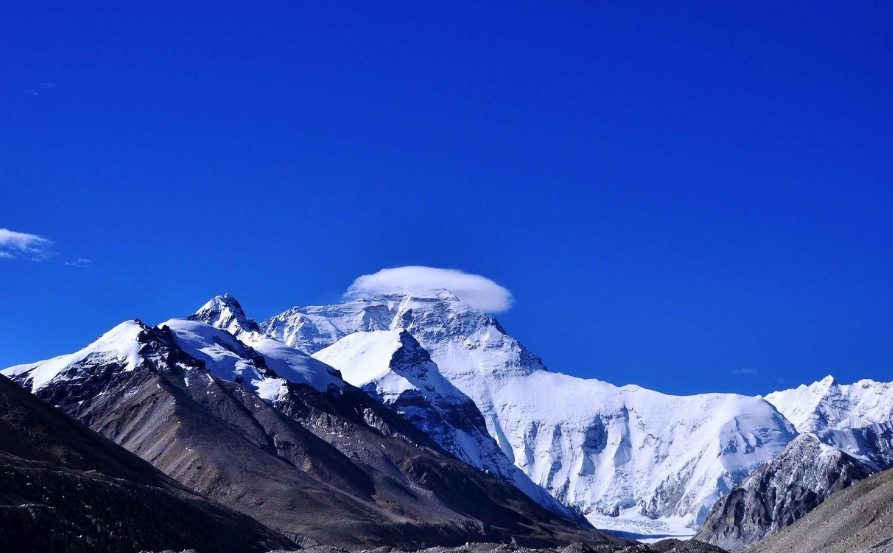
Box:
64 258 91 268
346 266 514 313
732 367 758 376
0 228 53 261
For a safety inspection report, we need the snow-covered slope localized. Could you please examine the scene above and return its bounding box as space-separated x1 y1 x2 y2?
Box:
3 320 146 392
313 328 578 519
764 376 893 433
315 330 458 404
3 316 344 404
162 318 345 399
185 295 346 397
263 292 798 534
764 376 893 471
812 422 893 471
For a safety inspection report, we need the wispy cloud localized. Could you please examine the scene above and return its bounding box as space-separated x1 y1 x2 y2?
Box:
732 367 759 376
346 266 514 313
25 82 57 96
64 258 91 268
0 228 53 261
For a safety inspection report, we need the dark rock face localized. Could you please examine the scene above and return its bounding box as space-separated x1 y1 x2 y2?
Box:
694 434 875 551
743 466 893 553
0 374 291 553
6 321 619 550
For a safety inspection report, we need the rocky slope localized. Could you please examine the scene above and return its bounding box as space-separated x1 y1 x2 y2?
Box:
194 295 575 519
2 315 618 549
0 373 290 553
288 538 728 553
742 466 893 553
694 433 875 551
262 292 797 535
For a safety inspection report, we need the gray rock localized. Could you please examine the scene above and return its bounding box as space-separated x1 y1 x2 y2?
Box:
695 434 874 551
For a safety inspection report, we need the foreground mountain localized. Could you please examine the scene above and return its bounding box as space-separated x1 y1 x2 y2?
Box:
694 433 875 551
3 313 618 549
262 292 797 535
743 465 893 553
0 373 290 553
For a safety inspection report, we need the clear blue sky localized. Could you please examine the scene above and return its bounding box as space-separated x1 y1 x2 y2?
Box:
2 1 891 396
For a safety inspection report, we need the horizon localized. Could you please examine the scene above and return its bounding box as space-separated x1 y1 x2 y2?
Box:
2 2 891 397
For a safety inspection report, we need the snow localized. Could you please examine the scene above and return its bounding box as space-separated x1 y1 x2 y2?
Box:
2 313 345 408
7 290 891 538
764 376 893 433
314 330 411 398
764 377 893 471
311 327 580 520
249 337 346 392
161 318 344 397
314 329 463 402
190 293 261 339
263 293 797 533
1 320 146 391
587 512 696 542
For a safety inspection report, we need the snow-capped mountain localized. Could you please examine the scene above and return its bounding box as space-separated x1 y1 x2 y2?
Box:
694 433 875 551
2 312 611 548
262 292 798 534
764 376 893 433
190 293 266 342
764 376 893 471
189 296 576 518
311 327 577 519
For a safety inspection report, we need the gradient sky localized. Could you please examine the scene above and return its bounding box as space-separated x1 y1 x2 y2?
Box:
2 1 891 396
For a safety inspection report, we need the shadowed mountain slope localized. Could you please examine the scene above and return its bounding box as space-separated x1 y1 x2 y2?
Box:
0 373 291 553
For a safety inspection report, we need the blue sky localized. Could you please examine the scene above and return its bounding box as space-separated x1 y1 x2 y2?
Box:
2 1 891 396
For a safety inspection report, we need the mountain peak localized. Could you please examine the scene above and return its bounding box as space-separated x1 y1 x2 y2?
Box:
190 294 260 334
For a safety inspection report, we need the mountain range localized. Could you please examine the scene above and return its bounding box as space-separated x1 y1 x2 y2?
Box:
2 302 619 549
3 290 893 551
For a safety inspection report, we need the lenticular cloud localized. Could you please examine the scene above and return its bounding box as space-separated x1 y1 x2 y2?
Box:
346 266 514 313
